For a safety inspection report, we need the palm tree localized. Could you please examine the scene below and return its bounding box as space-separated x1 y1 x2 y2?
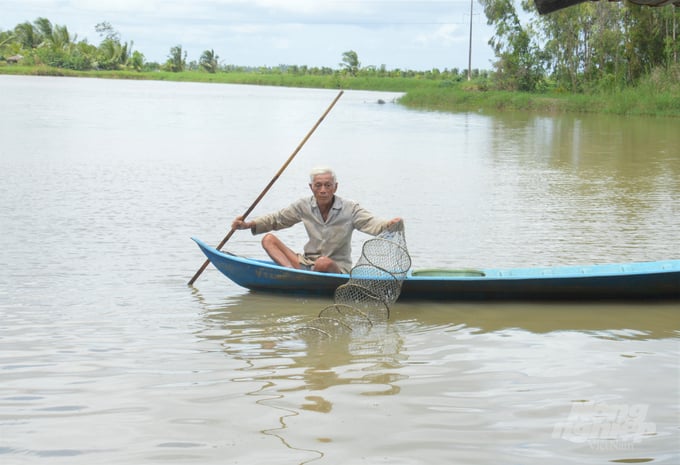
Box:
33 17 53 44
29 18 76 51
0 31 16 48
98 38 133 69
199 49 219 73
14 21 42 49
165 45 186 72
51 24 76 51
129 50 145 71
340 50 360 76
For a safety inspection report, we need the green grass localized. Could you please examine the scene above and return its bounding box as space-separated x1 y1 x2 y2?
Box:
2 64 678 117
400 85 678 117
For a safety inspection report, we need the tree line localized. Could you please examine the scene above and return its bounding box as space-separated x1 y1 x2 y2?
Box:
481 0 679 91
0 19 216 73
1 1 678 93
0 18 482 81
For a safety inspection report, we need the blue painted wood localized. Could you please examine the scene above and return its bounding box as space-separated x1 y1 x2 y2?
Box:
192 238 680 301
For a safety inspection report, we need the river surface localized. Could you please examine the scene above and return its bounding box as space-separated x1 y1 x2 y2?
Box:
0 75 678 464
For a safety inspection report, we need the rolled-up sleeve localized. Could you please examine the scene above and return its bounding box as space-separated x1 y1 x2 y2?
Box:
351 203 390 235
251 199 306 234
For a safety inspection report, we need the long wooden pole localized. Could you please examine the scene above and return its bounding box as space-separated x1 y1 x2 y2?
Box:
188 89 344 285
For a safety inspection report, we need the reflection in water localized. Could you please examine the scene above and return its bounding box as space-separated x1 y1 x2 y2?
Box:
290 325 404 395
192 291 679 464
478 112 680 266
392 300 680 341
194 292 406 460
199 293 406 396
195 290 680 422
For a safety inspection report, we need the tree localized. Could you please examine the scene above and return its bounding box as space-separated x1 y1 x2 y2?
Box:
14 21 42 49
33 17 54 44
479 0 544 91
538 2 622 90
129 50 145 71
95 21 120 42
199 49 219 73
534 2 677 90
51 24 76 50
0 30 14 48
165 45 186 72
623 4 675 79
93 22 136 71
98 37 131 70
0 30 17 59
23 17 87 69
340 50 360 76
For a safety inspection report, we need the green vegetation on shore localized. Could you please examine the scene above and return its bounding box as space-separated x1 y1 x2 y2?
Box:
0 4 680 117
399 66 680 117
0 64 441 91
2 63 678 117
2 4 679 118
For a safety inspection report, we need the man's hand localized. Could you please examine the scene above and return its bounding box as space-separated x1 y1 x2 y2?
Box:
387 217 403 231
232 216 254 231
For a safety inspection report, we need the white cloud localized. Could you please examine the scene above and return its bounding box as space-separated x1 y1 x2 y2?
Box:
251 0 365 15
416 23 465 46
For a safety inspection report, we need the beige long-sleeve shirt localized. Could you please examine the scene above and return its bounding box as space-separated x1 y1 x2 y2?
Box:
251 195 391 273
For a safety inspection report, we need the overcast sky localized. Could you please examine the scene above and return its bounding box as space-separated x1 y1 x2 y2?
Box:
2 0 498 71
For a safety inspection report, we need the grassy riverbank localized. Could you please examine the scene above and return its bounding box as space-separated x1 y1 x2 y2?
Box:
0 65 438 91
2 64 678 117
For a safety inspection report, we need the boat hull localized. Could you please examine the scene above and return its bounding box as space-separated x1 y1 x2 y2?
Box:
192 238 680 301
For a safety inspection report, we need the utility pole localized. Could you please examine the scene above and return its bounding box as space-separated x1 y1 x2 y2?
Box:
467 0 473 80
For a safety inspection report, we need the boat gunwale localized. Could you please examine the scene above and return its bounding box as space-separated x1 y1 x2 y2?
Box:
192 237 680 282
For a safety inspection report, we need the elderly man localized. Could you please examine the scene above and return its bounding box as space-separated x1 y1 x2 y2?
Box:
232 167 402 274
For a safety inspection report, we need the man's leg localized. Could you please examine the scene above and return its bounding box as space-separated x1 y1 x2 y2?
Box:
311 256 342 274
261 233 301 269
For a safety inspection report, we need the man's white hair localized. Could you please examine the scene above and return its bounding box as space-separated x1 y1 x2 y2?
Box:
309 167 337 184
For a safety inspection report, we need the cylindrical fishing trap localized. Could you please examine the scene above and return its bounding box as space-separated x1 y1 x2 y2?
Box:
298 220 410 337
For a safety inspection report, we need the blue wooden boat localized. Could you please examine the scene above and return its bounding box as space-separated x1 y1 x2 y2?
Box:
192 238 680 301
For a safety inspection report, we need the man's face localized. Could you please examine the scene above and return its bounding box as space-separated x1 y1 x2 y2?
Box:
309 173 338 204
